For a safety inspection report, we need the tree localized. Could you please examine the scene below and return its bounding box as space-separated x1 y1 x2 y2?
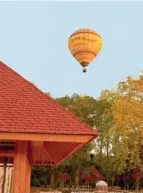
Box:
93 90 117 183
113 75 143 129
56 94 102 187
110 74 143 188
31 74 143 190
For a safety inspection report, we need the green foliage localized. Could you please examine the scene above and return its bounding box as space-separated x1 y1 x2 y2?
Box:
32 75 143 189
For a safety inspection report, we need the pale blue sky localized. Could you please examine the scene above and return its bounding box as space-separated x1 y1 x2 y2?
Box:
0 1 143 98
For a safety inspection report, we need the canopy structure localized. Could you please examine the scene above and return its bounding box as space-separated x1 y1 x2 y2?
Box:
0 61 99 193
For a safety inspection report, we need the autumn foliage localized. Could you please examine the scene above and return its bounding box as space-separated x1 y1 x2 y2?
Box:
32 73 143 190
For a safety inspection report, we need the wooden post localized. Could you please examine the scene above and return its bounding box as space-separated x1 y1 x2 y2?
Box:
11 141 32 193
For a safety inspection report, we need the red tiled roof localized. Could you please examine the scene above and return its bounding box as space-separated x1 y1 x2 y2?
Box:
0 61 98 136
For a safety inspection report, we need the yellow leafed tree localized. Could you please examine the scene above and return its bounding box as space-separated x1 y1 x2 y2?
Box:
111 74 143 171
113 74 143 131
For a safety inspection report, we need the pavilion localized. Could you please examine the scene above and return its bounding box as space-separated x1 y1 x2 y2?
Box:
0 61 99 193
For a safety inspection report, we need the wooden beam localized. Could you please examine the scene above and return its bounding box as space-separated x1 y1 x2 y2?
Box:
0 152 15 157
0 144 14 147
0 132 96 143
31 141 43 147
11 141 31 193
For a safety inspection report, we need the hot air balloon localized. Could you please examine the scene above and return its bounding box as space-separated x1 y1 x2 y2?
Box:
68 28 102 73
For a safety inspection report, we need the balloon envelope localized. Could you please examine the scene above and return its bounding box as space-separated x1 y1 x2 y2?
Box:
68 29 102 70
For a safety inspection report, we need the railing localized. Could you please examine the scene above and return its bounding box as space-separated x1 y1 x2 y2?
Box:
0 165 13 193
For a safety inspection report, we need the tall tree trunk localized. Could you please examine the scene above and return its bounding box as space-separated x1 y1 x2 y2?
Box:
106 135 109 184
100 138 103 162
